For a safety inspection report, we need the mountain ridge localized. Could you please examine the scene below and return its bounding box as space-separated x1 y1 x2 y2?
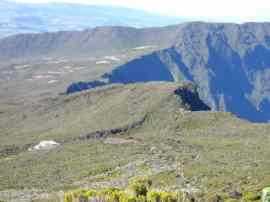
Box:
2 22 270 60
60 22 270 122
1 22 270 122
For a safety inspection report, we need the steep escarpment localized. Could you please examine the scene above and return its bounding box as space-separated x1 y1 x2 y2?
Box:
1 22 270 121
67 22 270 122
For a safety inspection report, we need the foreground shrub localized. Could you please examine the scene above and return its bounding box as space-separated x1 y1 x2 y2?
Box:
128 177 152 197
243 191 261 201
64 192 74 202
147 190 179 202
64 178 260 202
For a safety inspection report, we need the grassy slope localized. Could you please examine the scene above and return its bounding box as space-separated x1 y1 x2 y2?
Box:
0 46 158 110
0 82 270 201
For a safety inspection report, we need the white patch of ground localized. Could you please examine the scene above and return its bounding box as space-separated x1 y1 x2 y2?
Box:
47 71 63 75
74 66 86 71
48 80 58 84
132 45 156 50
33 75 53 79
103 137 137 145
46 59 68 64
28 140 60 151
96 60 110 65
63 66 72 69
14 64 30 70
104 56 121 62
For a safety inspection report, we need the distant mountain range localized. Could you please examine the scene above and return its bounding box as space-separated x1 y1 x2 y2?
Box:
1 22 270 122
0 0 182 38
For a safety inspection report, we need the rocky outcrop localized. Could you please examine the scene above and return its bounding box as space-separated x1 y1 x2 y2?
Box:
75 115 148 141
174 84 210 111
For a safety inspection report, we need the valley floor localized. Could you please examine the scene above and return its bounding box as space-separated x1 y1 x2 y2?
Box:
0 82 269 202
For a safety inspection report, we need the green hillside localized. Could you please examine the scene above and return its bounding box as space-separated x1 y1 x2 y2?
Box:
0 82 270 202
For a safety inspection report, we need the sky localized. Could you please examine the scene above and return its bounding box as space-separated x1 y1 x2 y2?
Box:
12 0 270 22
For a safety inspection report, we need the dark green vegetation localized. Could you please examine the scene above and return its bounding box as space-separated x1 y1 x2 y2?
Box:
62 178 262 202
0 82 270 201
63 178 186 202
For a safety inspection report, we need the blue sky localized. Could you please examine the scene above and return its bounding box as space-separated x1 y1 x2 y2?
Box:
13 0 270 22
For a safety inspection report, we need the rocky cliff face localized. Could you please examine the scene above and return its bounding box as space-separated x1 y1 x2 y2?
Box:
66 22 270 122
1 22 270 122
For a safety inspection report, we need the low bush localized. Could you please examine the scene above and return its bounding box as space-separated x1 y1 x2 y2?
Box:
64 176 184 202
147 190 179 202
243 191 261 201
64 178 260 202
128 178 152 197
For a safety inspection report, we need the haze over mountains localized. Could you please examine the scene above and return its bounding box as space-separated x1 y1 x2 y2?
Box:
2 2 270 201
0 0 182 38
